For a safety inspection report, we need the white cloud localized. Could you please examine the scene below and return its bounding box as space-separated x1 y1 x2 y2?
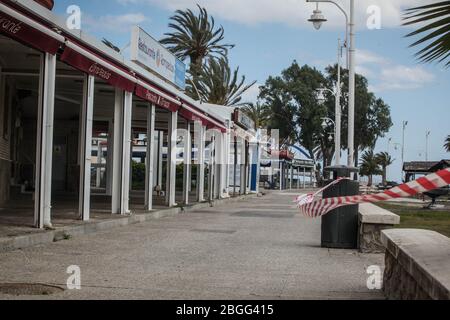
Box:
378 65 435 91
355 49 435 92
84 13 148 34
117 0 436 29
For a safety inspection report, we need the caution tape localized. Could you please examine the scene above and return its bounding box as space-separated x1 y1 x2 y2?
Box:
296 168 450 218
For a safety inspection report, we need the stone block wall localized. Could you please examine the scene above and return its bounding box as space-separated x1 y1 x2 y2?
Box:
359 223 394 253
358 203 400 253
382 229 450 300
383 250 431 300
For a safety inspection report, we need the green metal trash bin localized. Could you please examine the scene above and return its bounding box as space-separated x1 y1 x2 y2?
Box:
321 166 360 249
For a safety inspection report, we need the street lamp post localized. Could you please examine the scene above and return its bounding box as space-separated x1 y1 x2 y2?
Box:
425 130 431 161
306 0 355 170
317 39 342 166
402 121 408 180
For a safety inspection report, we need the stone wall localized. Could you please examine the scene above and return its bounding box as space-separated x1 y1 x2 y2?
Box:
382 229 450 300
383 250 431 300
358 203 400 253
359 223 394 253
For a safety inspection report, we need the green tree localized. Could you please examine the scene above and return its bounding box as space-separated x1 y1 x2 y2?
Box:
258 73 298 148
160 5 234 76
376 152 394 186
445 135 450 152
403 1 450 67
259 61 327 161
194 57 256 107
360 150 382 187
241 102 270 128
259 61 392 180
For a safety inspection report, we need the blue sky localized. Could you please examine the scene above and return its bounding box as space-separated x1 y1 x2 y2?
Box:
53 0 450 182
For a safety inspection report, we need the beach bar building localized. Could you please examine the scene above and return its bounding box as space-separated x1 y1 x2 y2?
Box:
0 0 259 230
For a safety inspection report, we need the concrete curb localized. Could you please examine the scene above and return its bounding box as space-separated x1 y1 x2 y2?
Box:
0 194 257 254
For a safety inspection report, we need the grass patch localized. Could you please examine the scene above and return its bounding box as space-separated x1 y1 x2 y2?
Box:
377 203 450 238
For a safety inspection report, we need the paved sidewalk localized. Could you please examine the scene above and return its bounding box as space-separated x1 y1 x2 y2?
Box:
0 190 385 300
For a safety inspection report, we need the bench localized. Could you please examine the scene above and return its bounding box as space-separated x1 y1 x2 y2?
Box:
382 229 450 300
358 203 400 253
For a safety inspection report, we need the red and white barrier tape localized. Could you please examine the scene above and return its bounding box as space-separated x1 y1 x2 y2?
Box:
296 168 450 218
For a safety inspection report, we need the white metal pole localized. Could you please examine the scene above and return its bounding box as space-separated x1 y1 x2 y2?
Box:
145 104 156 211
183 121 191 205
240 138 246 194
209 136 215 201
106 119 114 196
197 123 206 202
121 92 133 215
79 75 95 221
166 111 178 207
348 0 355 169
157 131 163 188
34 53 56 229
112 89 124 215
335 38 342 166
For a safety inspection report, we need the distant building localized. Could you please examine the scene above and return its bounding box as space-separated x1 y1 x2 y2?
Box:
403 160 450 182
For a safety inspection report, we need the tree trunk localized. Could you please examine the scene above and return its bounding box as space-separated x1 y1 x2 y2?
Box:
382 167 387 186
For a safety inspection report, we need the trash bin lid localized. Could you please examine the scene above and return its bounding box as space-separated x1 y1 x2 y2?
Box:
324 166 359 178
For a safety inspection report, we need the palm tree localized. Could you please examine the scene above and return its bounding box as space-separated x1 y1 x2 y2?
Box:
376 152 394 186
360 150 382 187
160 5 234 75
240 102 270 128
193 57 256 107
445 135 450 152
403 1 450 67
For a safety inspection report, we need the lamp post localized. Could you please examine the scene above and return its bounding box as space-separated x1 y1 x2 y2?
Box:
402 121 408 180
317 39 343 166
425 130 431 161
306 0 355 170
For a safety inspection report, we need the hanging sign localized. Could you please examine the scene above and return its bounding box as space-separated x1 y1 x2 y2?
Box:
130 26 186 90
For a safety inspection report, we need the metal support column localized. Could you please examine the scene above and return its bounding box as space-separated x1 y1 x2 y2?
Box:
145 104 156 211
112 89 124 215
78 75 94 221
34 53 56 229
196 123 206 202
183 121 191 205
166 111 178 207
120 92 133 215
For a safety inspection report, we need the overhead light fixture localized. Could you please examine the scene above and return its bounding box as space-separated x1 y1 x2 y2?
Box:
308 3 327 30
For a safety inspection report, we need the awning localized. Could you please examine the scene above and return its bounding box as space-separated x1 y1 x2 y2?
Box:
135 80 180 112
61 42 136 92
180 103 227 133
0 2 63 54
178 107 206 124
136 80 227 133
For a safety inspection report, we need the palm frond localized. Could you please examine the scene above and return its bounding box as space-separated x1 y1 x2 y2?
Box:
403 1 450 67
160 5 234 69
445 135 450 152
191 57 256 107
